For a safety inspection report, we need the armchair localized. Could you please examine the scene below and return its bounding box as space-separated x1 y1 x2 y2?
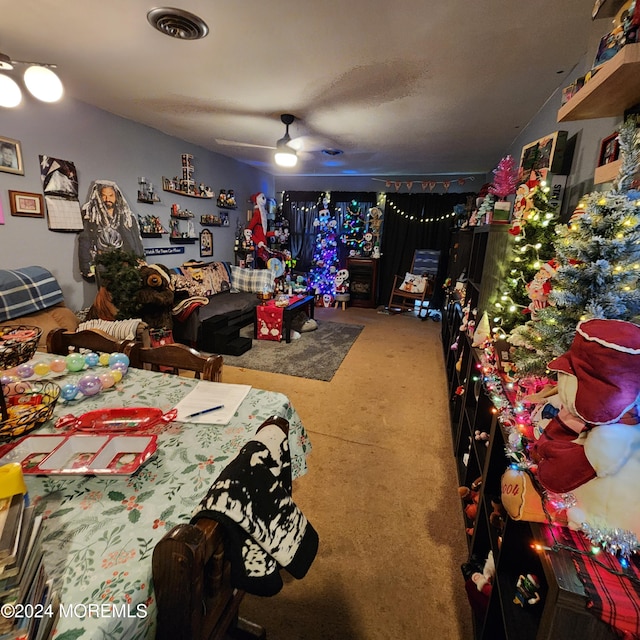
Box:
387 249 441 319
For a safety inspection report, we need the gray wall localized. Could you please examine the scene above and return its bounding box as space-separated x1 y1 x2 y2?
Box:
0 98 273 312
503 23 622 218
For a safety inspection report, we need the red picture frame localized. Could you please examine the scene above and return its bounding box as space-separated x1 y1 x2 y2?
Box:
598 132 620 166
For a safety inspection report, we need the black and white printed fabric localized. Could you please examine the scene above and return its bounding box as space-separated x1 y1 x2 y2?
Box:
191 422 318 596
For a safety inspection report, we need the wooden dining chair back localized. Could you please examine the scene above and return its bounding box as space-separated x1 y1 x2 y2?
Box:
153 518 265 640
124 342 223 382
387 248 441 316
46 327 133 356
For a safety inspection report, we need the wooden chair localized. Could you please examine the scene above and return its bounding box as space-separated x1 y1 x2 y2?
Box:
387 249 441 317
124 342 223 382
153 416 289 640
46 327 134 355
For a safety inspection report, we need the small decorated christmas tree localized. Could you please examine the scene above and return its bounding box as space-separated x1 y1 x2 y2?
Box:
491 180 559 336
488 155 520 200
309 195 339 297
341 200 366 256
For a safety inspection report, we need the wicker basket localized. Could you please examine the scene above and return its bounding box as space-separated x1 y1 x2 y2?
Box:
0 325 42 370
0 380 61 440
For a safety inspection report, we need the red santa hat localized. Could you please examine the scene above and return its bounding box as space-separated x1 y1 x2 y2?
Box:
548 318 640 425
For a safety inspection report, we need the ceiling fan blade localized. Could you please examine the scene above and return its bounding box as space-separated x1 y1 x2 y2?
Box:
215 138 276 150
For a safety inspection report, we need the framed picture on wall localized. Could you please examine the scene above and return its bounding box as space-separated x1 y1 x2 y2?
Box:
598 132 620 166
199 229 213 258
520 131 568 176
8 190 45 218
0 136 24 175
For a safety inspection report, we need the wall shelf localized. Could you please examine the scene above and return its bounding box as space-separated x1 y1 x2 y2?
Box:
169 237 196 244
162 177 213 199
557 43 640 122
593 158 622 184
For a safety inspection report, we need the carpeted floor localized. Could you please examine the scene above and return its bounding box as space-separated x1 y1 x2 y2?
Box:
221 307 473 640
221 321 364 381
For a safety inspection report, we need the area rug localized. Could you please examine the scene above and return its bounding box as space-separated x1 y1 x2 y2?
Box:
221 320 364 381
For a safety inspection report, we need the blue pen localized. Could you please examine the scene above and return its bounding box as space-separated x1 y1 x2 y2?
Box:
185 405 224 419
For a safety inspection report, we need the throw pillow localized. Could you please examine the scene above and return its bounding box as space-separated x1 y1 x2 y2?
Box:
399 272 426 294
181 261 231 296
230 265 275 293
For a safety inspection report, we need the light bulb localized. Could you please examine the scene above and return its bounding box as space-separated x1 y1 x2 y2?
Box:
0 74 22 107
24 65 63 102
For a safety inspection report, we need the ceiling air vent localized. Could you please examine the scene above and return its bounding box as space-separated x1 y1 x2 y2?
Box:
147 7 209 40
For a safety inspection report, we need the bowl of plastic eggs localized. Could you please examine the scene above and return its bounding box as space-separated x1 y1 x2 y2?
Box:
0 379 61 440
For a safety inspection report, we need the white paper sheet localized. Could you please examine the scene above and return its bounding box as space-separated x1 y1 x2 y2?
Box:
173 381 251 425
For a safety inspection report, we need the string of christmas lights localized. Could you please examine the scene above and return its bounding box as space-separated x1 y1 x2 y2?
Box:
385 199 457 223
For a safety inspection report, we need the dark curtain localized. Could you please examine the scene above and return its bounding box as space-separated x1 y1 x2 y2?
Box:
379 192 474 308
282 191 320 271
283 191 378 272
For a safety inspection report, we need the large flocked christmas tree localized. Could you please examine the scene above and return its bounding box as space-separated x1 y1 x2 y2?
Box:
509 118 640 376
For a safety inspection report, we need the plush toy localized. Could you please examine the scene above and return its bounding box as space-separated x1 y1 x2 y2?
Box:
530 318 640 539
136 264 174 330
462 551 495 618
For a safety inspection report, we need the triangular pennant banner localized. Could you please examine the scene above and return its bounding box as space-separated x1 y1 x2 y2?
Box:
421 182 428 190
385 181 391 188
406 181 413 190
443 181 451 192
428 181 437 191
395 182 402 191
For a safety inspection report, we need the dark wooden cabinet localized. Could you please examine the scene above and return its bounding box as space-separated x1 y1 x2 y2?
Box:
441 230 618 640
347 257 379 308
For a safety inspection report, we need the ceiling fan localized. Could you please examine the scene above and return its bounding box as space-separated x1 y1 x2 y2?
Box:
274 114 297 167
215 114 318 166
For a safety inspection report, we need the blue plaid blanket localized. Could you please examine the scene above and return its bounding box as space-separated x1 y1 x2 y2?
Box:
0 267 64 322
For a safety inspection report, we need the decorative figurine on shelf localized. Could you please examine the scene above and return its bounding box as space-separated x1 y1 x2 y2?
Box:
217 189 227 208
513 574 541 607
226 190 236 208
241 228 255 252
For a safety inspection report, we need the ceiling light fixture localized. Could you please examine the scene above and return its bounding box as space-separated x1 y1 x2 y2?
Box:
274 114 298 168
0 52 63 108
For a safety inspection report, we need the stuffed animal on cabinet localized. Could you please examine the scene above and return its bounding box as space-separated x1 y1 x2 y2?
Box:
530 318 640 539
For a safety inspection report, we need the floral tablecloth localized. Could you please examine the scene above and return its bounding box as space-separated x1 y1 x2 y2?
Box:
6 358 312 639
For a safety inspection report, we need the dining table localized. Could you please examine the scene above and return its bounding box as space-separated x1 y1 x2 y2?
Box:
0 353 312 639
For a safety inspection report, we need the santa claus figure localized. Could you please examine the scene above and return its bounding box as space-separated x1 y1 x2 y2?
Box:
524 259 558 318
530 318 640 538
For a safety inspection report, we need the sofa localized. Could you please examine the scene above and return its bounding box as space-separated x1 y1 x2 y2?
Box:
0 266 149 351
0 266 79 349
171 261 275 356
